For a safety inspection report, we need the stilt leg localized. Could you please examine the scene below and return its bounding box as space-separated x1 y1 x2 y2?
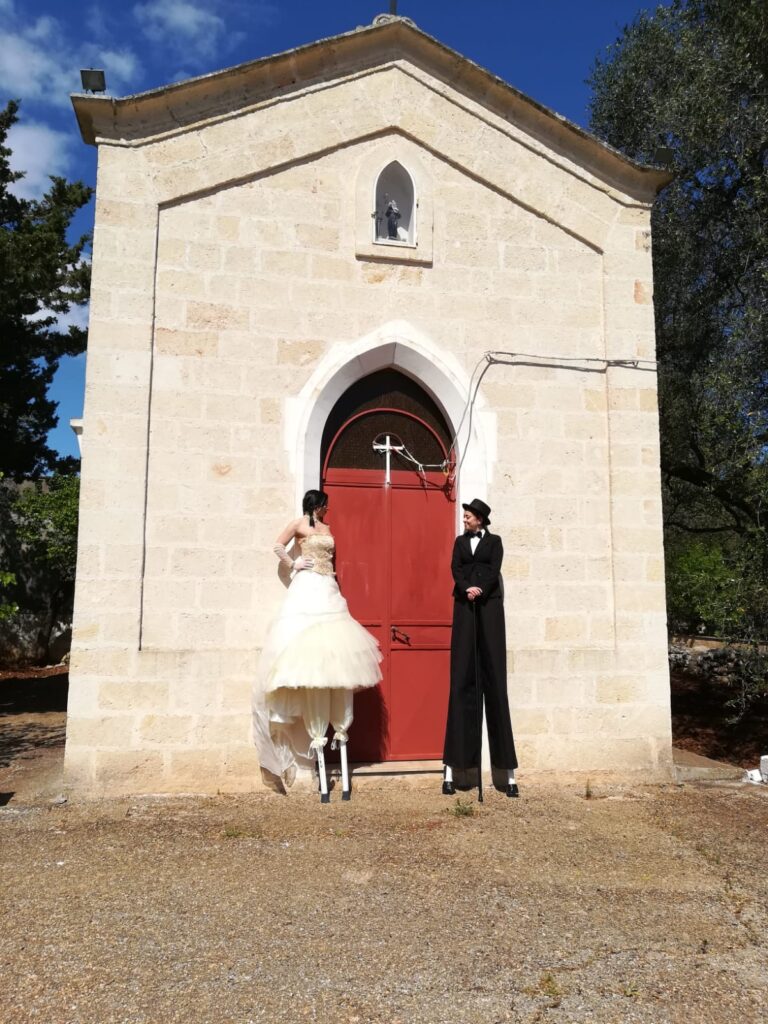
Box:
316 743 330 804
329 690 353 804
339 740 351 801
442 764 455 796
472 603 483 804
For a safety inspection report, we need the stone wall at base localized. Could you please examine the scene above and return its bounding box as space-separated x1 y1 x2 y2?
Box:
63 645 672 798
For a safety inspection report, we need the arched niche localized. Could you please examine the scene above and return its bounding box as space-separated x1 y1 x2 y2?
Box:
374 160 415 245
354 138 433 265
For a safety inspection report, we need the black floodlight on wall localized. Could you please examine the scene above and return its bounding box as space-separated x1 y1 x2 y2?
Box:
80 68 106 93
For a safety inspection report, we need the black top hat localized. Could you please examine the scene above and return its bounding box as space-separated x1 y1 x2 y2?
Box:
462 498 491 526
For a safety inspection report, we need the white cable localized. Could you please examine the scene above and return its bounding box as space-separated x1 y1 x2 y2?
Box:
372 432 449 476
486 350 658 368
450 349 659 472
446 353 489 462
370 348 656 483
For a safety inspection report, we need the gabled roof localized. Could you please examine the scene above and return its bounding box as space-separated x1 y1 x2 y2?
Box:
71 15 671 198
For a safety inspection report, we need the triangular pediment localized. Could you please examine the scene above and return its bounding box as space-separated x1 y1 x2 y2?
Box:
71 17 670 201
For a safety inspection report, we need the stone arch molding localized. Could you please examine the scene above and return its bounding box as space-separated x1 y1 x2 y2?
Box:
283 320 497 521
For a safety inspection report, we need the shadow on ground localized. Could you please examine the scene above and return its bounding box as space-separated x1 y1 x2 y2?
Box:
0 670 68 770
671 669 768 768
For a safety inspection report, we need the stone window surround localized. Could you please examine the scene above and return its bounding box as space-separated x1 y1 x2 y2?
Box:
355 138 433 265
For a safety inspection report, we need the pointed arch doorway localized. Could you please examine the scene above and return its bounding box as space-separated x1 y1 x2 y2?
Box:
321 369 456 763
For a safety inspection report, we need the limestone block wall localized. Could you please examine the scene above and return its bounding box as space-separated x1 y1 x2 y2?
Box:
65 60 670 795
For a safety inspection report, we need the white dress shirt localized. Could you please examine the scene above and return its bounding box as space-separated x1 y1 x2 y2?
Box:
469 529 484 555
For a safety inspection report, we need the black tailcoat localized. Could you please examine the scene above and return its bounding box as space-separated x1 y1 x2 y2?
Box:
443 530 518 771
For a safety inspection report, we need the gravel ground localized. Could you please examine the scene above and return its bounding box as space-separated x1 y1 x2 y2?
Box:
2 778 767 1024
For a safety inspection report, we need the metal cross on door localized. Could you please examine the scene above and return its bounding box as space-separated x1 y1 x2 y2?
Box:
372 434 404 485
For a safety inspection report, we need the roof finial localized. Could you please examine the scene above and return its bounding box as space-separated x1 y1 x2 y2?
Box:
372 4 416 28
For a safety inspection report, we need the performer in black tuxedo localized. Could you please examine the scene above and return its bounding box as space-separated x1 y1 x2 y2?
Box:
443 498 519 797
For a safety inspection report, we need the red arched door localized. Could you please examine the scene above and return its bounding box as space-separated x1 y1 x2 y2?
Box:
321 371 456 762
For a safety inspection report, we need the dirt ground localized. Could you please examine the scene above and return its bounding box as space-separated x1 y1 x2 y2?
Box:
1 668 768 1024
670 668 768 768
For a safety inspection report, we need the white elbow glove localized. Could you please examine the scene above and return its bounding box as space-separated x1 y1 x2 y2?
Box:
273 543 295 570
273 543 314 572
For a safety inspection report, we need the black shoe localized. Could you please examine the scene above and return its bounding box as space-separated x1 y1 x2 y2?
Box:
442 780 456 796
506 783 520 798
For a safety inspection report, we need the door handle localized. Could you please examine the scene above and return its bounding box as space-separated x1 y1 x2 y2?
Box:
391 626 411 645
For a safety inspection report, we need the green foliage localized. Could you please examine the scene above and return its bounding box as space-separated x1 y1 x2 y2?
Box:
589 0 768 537
666 533 768 712
0 474 79 662
666 535 768 637
0 569 18 622
446 797 476 818
588 2 768 709
14 475 80 584
0 473 18 621
0 99 92 480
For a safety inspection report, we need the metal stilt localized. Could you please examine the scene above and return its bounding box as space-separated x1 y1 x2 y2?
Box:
339 740 351 801
316 744 330 804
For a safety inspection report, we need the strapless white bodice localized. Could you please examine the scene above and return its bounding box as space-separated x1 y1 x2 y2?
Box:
299 533 335 576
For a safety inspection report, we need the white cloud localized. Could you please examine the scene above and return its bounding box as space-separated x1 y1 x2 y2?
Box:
26 14 57 41
86 4 108 39
84 46 142 91
7 120 74 199
55 305 90 333
134 1 225 61
0 9 142 107
0 22 76 104
28 304 90 333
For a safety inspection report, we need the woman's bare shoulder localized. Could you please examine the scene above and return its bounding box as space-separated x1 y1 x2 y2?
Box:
276 516 309 543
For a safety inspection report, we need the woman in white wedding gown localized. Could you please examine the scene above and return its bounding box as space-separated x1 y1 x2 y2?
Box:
252 489 382 799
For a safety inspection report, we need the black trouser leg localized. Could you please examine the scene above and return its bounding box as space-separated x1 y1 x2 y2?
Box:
444 598 519 771
443 600 480 769
476 602 518 771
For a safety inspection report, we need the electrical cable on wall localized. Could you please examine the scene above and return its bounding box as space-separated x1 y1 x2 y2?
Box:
373 350 659 483
449 349 659 473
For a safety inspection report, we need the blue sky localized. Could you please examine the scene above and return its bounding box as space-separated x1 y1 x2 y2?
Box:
1 0 666 460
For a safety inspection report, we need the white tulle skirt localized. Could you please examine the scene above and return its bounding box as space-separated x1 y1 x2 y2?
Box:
252 570 382 783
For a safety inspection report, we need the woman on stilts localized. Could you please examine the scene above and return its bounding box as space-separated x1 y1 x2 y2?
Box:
252 490 382 802
442 498 519 798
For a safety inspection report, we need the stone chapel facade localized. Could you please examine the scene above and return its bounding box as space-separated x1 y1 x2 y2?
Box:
66 15 673 795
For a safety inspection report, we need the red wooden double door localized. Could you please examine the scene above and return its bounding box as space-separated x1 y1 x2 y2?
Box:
321 372 456 762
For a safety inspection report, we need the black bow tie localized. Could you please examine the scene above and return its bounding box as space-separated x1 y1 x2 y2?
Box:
467 531 483 539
